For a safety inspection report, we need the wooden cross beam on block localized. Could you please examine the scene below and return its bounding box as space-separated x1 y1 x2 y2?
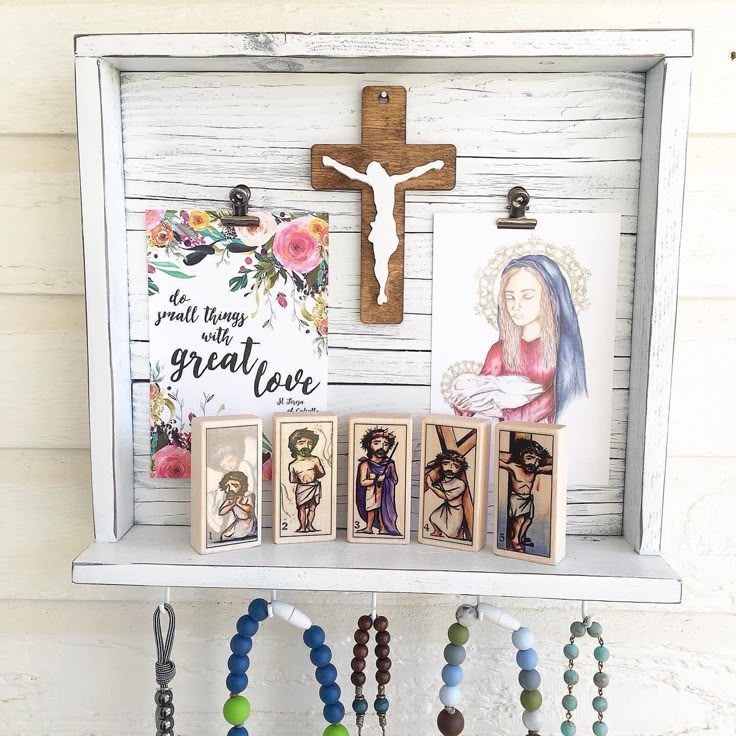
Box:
311 86 456 324
437 425 477 458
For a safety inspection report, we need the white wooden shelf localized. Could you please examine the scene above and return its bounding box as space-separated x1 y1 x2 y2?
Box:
72 525 681 604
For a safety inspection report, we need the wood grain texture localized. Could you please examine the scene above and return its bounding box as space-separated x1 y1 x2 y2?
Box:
625 58 691 554
76 57 134 542
74 30 693 62
312 86 456 322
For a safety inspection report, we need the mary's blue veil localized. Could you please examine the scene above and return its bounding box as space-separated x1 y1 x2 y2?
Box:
500 254 588 418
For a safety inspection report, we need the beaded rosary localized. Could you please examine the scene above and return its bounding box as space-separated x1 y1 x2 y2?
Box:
435 602 544 736
152 601 177 736
350 612 391 735
223 597 349 736
560 615 610 736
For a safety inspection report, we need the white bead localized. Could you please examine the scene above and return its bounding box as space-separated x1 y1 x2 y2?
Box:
270 601 313 630
439 685 462 707
522 709 544 732
455 604 478 627
476 602 521 631
511 626 535 650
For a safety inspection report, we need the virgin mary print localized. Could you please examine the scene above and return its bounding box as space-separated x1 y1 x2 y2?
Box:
451 254 587 423
430 213 621 487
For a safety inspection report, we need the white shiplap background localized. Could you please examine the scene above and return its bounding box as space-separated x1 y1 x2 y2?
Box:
125 70 637 535
1 3 735 736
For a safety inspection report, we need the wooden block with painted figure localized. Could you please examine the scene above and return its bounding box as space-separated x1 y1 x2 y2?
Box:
190 415 262 554
272 412 338 544
347 413 413 544
418 414 491 552
492 420 567 565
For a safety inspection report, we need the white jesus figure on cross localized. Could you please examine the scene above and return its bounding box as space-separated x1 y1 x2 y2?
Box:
322 155 445 305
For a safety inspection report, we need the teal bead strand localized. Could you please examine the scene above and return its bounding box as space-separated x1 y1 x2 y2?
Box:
562 629 579 736
592 625 610 736
562 617 610 736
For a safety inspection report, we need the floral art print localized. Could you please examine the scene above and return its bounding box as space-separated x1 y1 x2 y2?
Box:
147 208 329 479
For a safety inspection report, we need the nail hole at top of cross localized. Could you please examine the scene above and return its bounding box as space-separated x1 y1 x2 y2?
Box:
378 90 389 104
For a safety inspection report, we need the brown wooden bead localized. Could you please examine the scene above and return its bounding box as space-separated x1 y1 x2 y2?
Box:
374 644 390 659
373 615 389 631
375 631 391 646
437 707 464 736
358 615 373 631
376 657 392 672
353 644 369 659
351 657 366 672
375 670 391 685
351 671 366 687
354 630 370 645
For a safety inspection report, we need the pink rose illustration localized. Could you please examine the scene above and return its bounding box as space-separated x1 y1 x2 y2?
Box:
235 211 278 249
145 209 165 231
152 445 191 479
150 383 160 400
317 316 328 336
272 218 321 274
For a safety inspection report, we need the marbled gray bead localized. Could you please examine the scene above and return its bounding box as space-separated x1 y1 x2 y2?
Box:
587 621 603 638
443 643 466 666
570 621 587 638
518 668 541 691
593 671 610 689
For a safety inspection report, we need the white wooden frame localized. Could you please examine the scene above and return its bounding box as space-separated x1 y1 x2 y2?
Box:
76 31 692 558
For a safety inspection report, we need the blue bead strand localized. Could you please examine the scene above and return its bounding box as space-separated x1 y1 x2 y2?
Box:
303 626 348 729
224 603 348 736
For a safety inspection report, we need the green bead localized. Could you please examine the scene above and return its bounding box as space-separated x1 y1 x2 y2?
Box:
323 726 350 736
223 695 250 725
563 669 579 686
562 694 578 712
560 721 577 736
520 689 543 711
587 621 603 638
563 643 580 660
570 621 587 638
448 623 470 646
593 671 609 689
592 721 608 736
592 696 608 713
594 646 609 663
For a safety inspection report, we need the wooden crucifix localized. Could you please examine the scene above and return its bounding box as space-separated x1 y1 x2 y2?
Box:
311 86 456 324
